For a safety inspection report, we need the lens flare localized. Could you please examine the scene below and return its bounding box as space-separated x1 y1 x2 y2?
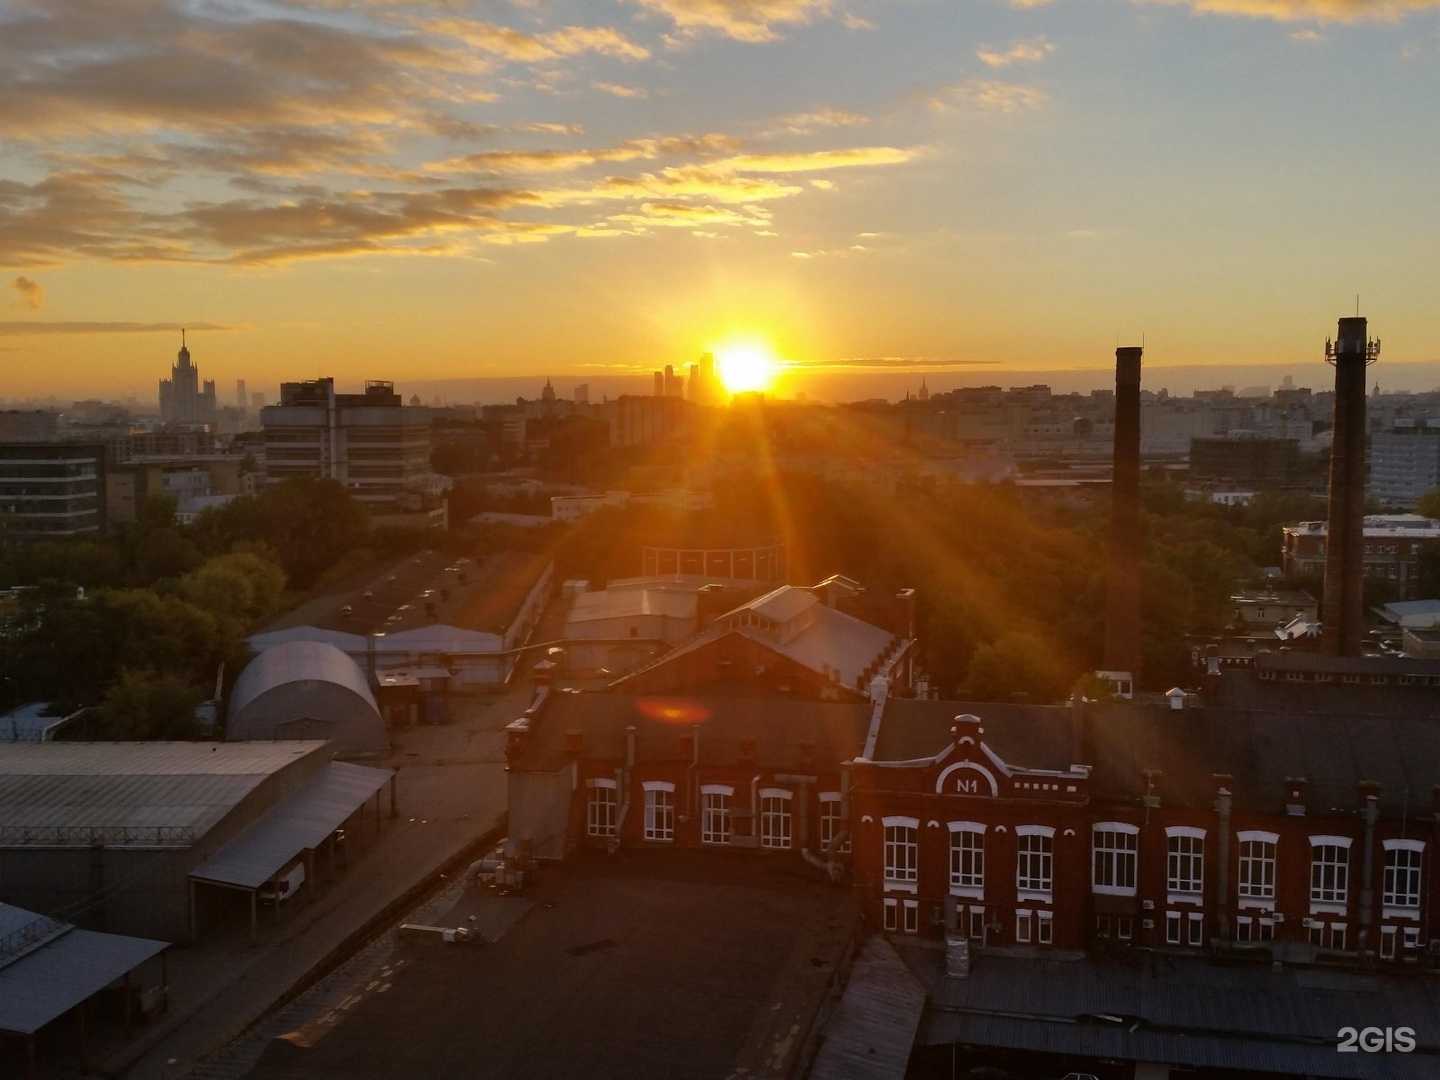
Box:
714 341 778 394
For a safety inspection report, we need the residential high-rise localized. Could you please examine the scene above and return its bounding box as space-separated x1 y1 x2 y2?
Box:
260 378 443 525
1099 345 1143 696
158 331 217 426
1322 316 1380 656
1369 419 1440 509
574 383 590 405
236 379 247 408
0 442 107 540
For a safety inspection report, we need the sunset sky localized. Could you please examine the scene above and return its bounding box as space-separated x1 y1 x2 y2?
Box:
2 0 1438 400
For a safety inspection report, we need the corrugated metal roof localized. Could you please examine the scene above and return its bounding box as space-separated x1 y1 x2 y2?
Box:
247 625 368 654
905 947 1440 1080
566 588 698 624
189 761 393 889
810 935 925 1080
229 641 379 719
0 741 327 844
0 904 168 1035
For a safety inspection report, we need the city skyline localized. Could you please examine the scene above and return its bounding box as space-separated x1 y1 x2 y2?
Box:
3 1 1440 397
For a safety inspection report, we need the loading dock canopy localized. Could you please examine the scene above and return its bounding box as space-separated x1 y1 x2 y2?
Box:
0 905 168 1036
190 761 392 890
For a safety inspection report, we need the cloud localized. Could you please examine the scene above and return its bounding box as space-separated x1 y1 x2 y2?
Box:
976 38 1055 68
606 201 771 229
11 276 44 310
1134 0 1440 22
428 135 738 176
626 0 837 43
931 80 1049 113
422 18 650 62
0 321 231 336
1289 27 1326 39
592 81 650 98
788 355 1001 368
1007 0 1055 8
707 146 918 173
763 107 872 135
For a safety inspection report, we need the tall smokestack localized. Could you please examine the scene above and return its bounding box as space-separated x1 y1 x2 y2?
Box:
1322 315 1379 656
1101 346 1143 695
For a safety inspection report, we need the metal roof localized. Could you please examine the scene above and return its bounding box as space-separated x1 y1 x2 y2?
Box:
721 585 820 625
0 741 327 845
0 903 168 1036
566 588 698 624
190 761 393 890
1 702 70 742
229 641 379 719
810 935 925 1080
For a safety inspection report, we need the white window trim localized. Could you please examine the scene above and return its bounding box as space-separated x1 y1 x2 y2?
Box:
701 783 734 796
585 777 617 789
1309 901 1347 916
1383 906 1421 921
1238 897 1275 912
1308 834 1353 849
1167 892 1202 906
642 780 675 793
884 815 920 829
948 820 987 834
1093 821 1140 835
758 787 793 801
1016 889 1052 904
1238 830 1279 844
1015 824 1054 838
1165 825 1206 840
1383 838 1426 853
818 790 842 803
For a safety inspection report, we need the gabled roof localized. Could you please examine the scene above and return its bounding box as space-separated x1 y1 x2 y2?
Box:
719 585 819 625
510 692 872 774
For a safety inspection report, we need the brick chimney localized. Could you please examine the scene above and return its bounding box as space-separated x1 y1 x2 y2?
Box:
1322 315 1378 657
1101 346 1143 691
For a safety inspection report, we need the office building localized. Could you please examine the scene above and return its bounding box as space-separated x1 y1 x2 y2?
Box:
260 378 442 525
0 442 106 540
1370 419 1440 509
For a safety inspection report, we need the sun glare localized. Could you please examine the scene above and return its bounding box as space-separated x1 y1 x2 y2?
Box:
714 342 779 395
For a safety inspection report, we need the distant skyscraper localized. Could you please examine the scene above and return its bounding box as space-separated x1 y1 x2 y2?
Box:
653 371 664 397
663 364 683 398
250 391 265 411
574 383 590 405
236 379 247 408
158 330 217 426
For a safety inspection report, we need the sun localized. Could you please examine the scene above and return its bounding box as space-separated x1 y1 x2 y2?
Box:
713 341 779 394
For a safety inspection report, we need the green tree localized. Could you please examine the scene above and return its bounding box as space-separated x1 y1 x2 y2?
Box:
95 670 205 740
962 632 1079 703
1418 488 1440 520
179 551 287 624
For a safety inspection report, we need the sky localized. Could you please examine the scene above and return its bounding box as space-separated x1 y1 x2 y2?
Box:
2 0 1439 402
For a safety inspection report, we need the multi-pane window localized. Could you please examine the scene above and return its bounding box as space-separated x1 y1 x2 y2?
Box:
586 781 616 838
701 786 731 845
1383 842 1423 909
759 791 793 850
949 823 985 892
1237 834 1277 901
1166 829 1204 895
883 899 898 931
819 794 844 852
1092 824 1139 894
1016 828 1053 895
1166 911 1182 944
1309 839 1351 904
1187 912 1204 946
1036 911 1053 945
883 818 919 884
643 783 674 842
1015 909 1033 943
902 900 919 934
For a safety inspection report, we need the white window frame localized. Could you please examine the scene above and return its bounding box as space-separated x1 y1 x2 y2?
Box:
1015 909 1032 943
948 821 985 898
883 816 919 892
1382 839 1424 915
758 788 793 850
1116 915 1134 941
585 778 617 838
1187 911 1204 947
1381 925 1398 960
902 899 919 934
701 784 733 846
883 897 898 931
966 906 986 943
1309 836 1351 909
1092 822 1139 897
1236 915 1253 944
819 791 846 853
642 781 675 842
1237 831 1278 907
1036 909 1053 945
1165 911 1182 944
1015 825 1054 900
1165 826 1205 902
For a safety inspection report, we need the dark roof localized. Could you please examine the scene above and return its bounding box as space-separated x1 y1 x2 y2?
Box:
1256 651 1440 677
869 697 1440 817
904 946 1440 1079
1213 666 1440 719
512 692 872 773
872 698 1077 772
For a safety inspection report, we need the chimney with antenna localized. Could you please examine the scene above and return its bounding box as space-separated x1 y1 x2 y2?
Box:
1322 314 1380 656
1098 345 1143 698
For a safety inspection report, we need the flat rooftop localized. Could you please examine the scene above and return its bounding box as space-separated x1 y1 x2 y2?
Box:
0 741 326 845
243 851 856 1080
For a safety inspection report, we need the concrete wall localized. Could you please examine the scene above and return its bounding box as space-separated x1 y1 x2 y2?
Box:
507 768 573 862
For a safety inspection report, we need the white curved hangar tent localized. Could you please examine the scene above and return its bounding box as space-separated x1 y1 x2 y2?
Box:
228 641 386 756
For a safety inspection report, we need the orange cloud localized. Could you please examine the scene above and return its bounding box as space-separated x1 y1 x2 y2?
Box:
626 0 837 43
1136 0 1440 20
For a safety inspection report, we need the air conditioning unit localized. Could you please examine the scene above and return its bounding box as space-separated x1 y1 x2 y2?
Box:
1141 899 1155 911
1142 919 1155 930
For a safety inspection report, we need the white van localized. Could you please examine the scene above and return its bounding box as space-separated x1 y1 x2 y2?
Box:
258 862 306 905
